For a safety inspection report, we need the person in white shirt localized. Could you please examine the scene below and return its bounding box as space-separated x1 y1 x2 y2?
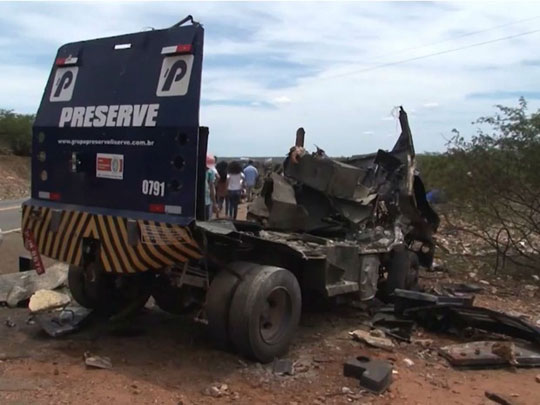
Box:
226 161 245 219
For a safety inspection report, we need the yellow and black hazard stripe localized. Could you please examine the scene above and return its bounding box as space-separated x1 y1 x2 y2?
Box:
21 204 202 273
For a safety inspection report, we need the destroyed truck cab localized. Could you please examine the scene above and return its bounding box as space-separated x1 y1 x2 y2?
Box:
199 109 440 361
22 17 439 363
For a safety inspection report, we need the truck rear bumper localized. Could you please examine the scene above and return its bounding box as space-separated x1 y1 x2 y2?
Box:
21 200 202 273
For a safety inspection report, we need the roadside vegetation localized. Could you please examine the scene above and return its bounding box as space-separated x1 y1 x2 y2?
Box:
0 109 34 156
418 97 540 275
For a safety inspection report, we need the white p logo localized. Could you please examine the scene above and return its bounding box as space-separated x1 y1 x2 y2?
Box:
50 67 78 102
156 55 194 97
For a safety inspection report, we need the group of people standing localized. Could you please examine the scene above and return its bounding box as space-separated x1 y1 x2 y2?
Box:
205 155 259 220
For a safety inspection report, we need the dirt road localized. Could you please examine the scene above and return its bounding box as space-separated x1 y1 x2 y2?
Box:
0 268 538 405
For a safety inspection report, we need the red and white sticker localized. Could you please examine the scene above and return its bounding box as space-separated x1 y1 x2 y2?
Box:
96 153 124 180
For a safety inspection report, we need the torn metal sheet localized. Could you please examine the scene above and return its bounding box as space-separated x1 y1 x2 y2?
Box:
404 304 540 345
439 341 540 368
394 289 474 315
333 198 374 224
84 352 112 369
268 173 309 230
196 219 237 235
35 305 94 337
285 154 364 200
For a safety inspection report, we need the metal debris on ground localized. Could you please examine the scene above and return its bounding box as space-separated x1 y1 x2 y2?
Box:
35 305 94 337
440 282 484 294
403 304 540 344
370 312 414 342
84 352 112 369
343 356 393 394
28 289 70 313
349 328 395 351
393 288 473 316
439 341 540 368
272 358 294 376
485 390 522 405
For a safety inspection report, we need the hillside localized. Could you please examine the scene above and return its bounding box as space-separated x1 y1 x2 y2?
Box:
0 155 30 200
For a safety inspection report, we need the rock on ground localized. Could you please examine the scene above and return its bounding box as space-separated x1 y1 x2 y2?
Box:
28 289 70 313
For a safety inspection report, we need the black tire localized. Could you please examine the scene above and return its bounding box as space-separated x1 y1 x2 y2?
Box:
68 263 152 317
228 266 301 363
152 274 202 315
206 262 258 348
68 264 99 308
385 246 411 296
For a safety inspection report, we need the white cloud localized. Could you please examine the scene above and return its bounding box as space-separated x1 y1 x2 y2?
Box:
423 102 440 108
272 96 292 104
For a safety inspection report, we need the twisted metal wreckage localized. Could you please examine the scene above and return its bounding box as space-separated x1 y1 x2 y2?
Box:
201 107 440 303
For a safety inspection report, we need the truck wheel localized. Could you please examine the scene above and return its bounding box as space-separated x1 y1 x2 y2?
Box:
405 251 420 290
152 274 202 315
385 246 411 296
68 264 151 317
206 262 258 348
68 264 99 308
228 266 301 363
105 272 153 319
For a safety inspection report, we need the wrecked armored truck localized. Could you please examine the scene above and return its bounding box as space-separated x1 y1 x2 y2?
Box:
198 107 439 361
21 16 437 364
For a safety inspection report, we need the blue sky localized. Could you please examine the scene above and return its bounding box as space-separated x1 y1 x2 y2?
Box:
0 1 539 156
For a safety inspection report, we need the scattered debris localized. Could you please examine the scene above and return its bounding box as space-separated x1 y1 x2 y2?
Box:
403 304 540 344
0 264 68 305
411 338 433 348
394 288 474 316
341 386 353 395
403 358 414 367
6 285 30 308
439 341 540 368
202 383 230 398
441 282 484 294
485 390 522 405
84 352 112 369
4 318 15 328
370 312 414 342
272 358 294 376
350 328 395 351
35 305 94 337
343 356 393 394
28 289 70 313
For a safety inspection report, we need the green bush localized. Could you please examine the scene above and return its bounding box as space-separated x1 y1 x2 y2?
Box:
418 98 540 273
0 109 34 156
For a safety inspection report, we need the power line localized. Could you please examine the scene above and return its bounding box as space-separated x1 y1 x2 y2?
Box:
321 28 540 80
365 15 540 63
